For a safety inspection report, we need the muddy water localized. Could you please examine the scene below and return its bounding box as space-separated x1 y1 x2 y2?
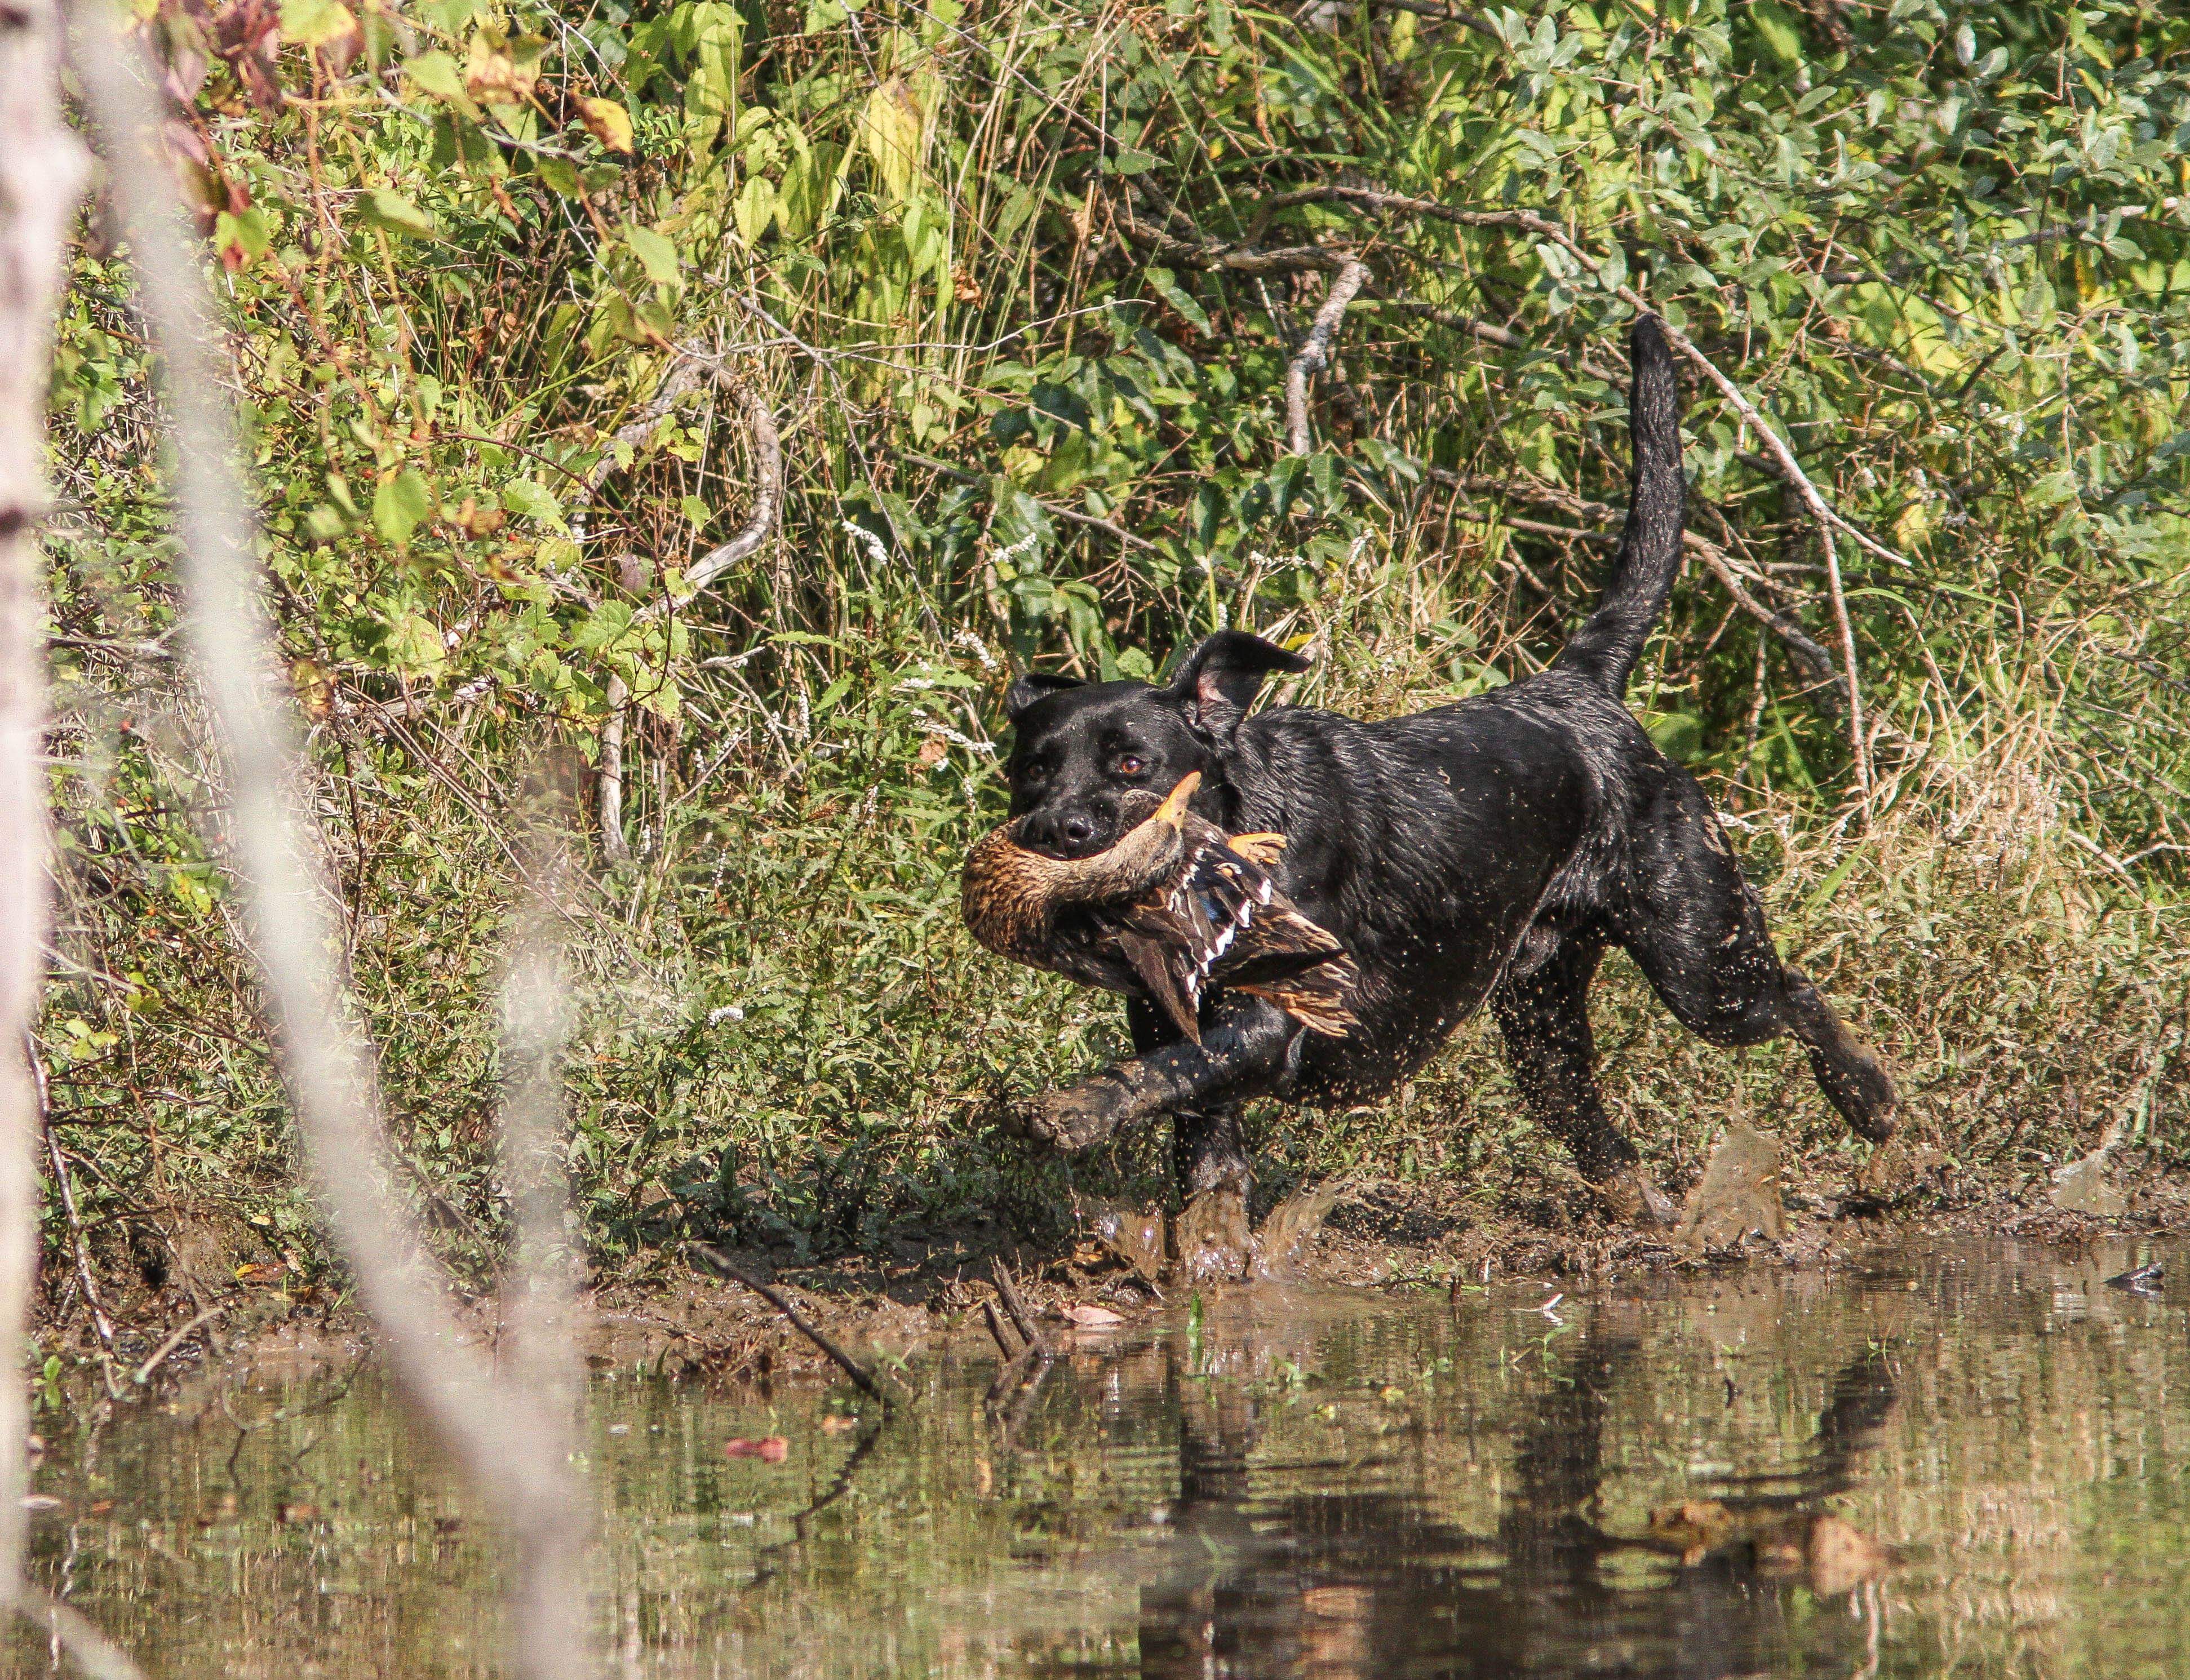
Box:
6 1238 2187 1678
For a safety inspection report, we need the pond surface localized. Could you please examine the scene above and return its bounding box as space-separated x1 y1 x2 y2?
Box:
6 1236 2187 1679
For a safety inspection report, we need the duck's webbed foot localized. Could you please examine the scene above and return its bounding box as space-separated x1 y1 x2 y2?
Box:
1004 996 1296 1156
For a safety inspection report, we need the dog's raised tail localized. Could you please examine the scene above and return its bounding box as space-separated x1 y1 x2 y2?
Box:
1554 315 1684 695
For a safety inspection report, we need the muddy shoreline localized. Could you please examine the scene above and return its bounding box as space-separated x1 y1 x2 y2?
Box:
62 1162 2188 1404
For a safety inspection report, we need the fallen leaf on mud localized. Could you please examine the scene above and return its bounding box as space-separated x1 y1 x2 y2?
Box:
234 1262 288 1285
1060 1304 1124 1327
1672 1123 1784 1253
725 1436 790 1462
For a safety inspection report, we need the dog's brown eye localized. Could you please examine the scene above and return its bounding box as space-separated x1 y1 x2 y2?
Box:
1117 755 1147 777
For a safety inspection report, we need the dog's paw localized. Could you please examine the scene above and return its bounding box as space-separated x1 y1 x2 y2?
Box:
1005 1083 1123 1154
1812 1037 1899 1142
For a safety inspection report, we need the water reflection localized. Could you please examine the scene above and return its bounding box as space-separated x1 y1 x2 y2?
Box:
4 1238 2184 1679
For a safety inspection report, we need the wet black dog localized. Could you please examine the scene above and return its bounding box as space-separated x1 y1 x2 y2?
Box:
996 317 1896 1219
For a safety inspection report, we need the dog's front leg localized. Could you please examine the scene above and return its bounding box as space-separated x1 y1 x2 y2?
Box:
1008 995 1296 1154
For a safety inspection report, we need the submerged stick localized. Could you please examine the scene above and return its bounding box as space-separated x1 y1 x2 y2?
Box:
130 1304 226 1389
990 1258 1050 1359
691 1244 893 1408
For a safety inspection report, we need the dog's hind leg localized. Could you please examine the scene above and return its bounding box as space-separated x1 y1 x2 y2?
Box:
1614 772 1898 1143
1489 933 1647 1183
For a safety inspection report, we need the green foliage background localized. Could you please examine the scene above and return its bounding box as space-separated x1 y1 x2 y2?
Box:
37 0 2190 1294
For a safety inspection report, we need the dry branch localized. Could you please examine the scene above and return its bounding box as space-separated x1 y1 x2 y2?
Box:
73 18 591 1678
0 0 85 1613
1249 183 1886 790
1428 469 1848 710
1287 260 1371 456
691 1244 894 1407
990 1257 1049 1358
597 346 783 863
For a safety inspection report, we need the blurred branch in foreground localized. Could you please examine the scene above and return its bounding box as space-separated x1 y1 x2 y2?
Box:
69 5 592 1674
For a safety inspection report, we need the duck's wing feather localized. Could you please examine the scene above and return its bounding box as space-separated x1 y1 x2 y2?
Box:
1109 824 1356 1033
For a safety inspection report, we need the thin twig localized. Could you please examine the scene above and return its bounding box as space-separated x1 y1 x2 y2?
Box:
597 345 784 863
130 1303 225 1389
1287 260 1371 456
28 1035 121 1399
902 451 1157 551
690 1244 895 1408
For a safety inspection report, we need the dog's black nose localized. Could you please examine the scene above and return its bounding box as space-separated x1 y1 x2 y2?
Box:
1021 809 1102 858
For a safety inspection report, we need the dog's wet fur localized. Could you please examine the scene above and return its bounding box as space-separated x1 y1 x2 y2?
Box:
998 318 1896 1214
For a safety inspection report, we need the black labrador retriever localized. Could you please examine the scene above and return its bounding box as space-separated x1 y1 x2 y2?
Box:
995 317 1896 1221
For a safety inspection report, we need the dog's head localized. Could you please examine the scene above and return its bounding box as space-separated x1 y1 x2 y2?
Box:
1002 631 1307 858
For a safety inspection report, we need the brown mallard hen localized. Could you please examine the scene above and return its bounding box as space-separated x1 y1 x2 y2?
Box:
960 773 1359 1041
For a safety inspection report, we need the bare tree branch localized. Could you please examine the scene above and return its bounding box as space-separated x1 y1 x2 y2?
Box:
597 345 783 864
1429 468 1848 711
1287 259 1370 456
71 16 592 1677
0 0 85 1613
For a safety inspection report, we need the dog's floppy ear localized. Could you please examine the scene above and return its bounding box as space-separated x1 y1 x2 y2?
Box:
1005 671 1085 722
1164 631 1309 737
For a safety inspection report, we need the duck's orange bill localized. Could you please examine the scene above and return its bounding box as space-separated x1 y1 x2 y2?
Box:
1152 772 1201 827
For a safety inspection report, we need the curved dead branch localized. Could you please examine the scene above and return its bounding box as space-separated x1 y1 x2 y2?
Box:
596 345 783 864
1287 260 1371 456
73 17 591 1678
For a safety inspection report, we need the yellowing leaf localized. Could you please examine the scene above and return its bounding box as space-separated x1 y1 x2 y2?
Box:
280 0 354 48
856 77 924 201
624 227 682 288
732 175 777 245
404 50 478 116
575 95 634 154
386 611 447 676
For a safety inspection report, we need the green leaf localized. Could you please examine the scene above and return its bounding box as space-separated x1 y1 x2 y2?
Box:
357 190 437 240
1145 266 1209 333
404 50 475 112
535 156 586 197
624 227 682 288
386 611 447 676
1748 0 1805 66
371 469 433 546
574 601 636 654
502 477 567 531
